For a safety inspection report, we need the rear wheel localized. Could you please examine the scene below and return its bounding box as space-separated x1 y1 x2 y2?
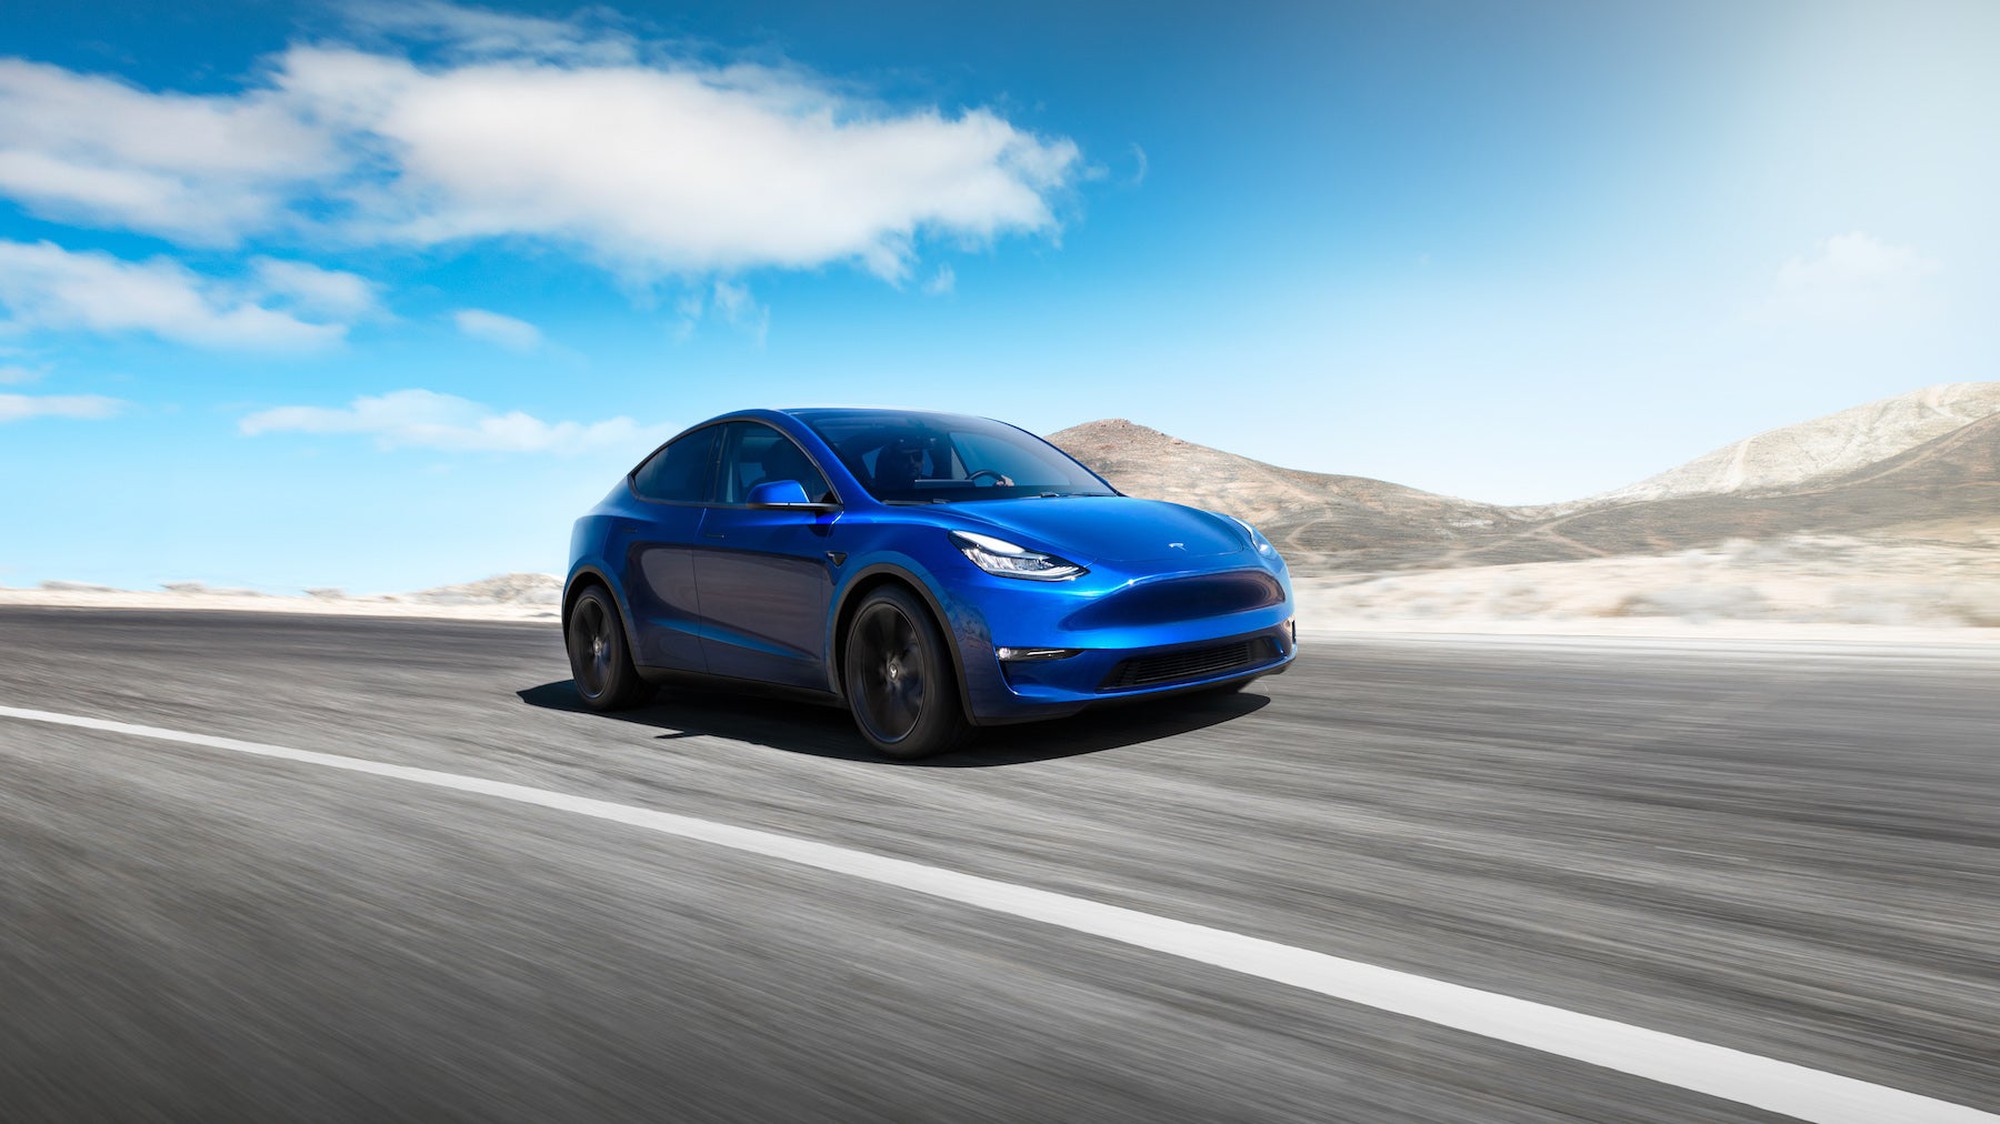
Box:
567 585 648 710
844 586 968 760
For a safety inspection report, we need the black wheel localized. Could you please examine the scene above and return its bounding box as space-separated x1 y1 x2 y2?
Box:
566 585 648 710
843 586 968 760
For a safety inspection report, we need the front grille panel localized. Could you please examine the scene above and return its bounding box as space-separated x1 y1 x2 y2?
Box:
1099 637 1279 691
1063 571 1285 630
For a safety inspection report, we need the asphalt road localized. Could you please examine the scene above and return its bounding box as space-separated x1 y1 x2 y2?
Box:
1 607 1996 1122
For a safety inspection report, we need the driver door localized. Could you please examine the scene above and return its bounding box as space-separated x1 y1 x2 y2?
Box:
693 422 843 691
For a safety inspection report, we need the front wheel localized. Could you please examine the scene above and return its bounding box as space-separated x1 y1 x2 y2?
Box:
567 586 648 710
843 586 968 760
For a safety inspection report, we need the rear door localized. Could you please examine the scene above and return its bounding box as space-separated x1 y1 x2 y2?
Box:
693 421 842 690
620 426 717 672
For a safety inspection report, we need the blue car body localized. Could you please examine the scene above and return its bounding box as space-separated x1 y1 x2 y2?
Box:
564 408 1294 729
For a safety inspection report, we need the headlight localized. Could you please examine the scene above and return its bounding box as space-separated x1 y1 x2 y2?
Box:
1220 513 1278 559
949 531 1087 581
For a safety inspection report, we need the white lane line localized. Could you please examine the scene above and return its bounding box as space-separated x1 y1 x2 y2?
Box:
2 704 1991 1124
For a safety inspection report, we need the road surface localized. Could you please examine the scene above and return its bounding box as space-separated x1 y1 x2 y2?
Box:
1 607 1995 1122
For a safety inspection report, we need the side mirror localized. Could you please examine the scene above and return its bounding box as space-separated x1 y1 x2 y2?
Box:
746 479 835 510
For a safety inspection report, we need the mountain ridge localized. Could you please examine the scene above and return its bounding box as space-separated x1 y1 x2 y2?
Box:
1046 382 2000 573
1590 382 2000 502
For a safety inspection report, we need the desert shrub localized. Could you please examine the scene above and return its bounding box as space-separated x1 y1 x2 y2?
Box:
1612 583 1772 622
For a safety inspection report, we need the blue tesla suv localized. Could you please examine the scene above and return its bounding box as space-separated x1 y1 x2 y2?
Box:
564 408 1295 758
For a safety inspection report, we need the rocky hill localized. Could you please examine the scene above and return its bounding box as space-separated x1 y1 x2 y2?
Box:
1592 383 2000 502
409 573 562 605
1047 418 1532 567
1048 382 2000 573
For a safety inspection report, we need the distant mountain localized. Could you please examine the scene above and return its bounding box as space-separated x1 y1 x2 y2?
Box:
1046 419 1529 564
1047 382 2000 573
1533 411 2000 559
409 573 561 605
1592 383 2000 502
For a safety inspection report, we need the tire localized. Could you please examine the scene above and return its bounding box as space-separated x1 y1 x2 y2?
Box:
566 585 649 711
843 585 968 760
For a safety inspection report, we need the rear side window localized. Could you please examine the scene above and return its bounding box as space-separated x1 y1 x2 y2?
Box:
631 427 717 502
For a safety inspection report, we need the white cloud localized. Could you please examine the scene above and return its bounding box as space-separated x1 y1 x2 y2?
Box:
0 363 42 384
275 45 1078 281
669 280 769 344
239 388 663 453
710 279 768 343
453 308 542 351
340 0 638 65
0 240 345 349
0 11 1082 283
1766 232 1940 320
923 263 956 295
252 258 384 319
0 392 124 423
0 59 338 244
672 289 704 342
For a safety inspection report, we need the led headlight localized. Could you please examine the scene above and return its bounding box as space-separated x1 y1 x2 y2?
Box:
949 531 1087 581
1220 513 1279 559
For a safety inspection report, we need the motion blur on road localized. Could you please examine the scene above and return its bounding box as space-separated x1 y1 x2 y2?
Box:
2 606 1995 1121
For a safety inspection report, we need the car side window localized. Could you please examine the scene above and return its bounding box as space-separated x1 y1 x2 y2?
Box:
716 422 834 504
630 427 717 503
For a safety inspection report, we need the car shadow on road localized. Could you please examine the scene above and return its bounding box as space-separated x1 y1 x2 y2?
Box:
515 679 1269 767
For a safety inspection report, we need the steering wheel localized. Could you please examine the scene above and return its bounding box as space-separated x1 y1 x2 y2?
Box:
967 468 1014 487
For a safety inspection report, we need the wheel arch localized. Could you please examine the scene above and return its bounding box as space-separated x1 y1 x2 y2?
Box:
562 566 612 628
562 565 642 649
830 563 975 723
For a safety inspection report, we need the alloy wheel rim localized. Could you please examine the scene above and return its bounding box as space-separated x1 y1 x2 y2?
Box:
856 604 924 741
570 599 613 698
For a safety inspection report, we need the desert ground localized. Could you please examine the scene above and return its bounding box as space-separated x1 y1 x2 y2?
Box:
9 540 2000 644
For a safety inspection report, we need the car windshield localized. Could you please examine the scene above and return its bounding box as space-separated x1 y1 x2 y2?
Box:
793 410 1117 504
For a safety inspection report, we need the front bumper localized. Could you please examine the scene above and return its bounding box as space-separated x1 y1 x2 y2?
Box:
938 553 1297 724
990 620 1295 716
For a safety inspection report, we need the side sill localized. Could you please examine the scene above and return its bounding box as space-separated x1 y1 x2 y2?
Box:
635 665 847 710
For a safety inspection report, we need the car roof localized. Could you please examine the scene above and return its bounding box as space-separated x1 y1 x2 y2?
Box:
781 407 1002 426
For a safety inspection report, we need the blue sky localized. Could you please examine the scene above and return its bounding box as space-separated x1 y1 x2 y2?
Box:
2 0 1995 591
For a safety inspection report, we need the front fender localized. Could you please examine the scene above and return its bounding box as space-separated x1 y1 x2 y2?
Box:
827 554 1005 725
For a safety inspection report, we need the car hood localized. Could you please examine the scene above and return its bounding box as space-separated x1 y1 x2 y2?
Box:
945 496 1246 564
